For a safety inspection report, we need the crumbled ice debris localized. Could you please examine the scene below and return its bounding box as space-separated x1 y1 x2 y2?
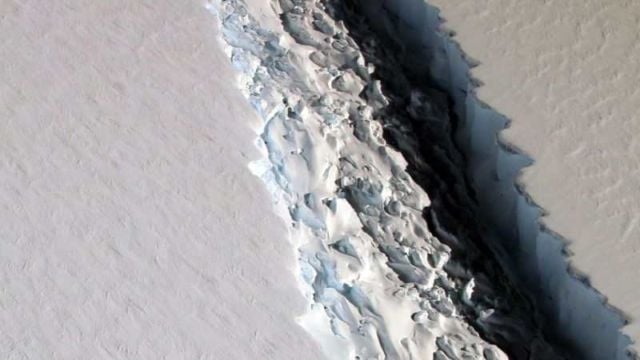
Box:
462 278 476 306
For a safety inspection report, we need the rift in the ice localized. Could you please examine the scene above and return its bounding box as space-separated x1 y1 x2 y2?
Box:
340 0 636 359
321 1 563 358
210 0 635 359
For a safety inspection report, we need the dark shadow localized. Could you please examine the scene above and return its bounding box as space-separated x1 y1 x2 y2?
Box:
322 0 636 359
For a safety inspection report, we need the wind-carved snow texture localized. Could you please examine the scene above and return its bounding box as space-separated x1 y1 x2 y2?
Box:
208 0 567 359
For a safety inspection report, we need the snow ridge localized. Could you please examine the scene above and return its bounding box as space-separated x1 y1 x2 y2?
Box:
208 0 564 358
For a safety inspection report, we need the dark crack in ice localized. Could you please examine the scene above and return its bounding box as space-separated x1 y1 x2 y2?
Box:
207 0 584 358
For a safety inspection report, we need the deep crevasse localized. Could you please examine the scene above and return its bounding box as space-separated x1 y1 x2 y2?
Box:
348 1 635 359
207 0 564 358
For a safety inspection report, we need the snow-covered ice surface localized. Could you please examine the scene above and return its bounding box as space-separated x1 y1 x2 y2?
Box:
0 1 324 358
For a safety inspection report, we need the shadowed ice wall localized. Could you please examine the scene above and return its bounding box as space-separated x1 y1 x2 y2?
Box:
353 0 635 358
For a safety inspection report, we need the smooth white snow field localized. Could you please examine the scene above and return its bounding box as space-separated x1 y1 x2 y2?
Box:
427 0 640 353
0 1 323 359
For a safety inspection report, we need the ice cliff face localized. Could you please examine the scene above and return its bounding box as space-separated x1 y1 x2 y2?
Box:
205 0 601 358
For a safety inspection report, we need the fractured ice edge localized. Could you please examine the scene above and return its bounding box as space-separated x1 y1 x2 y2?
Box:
207 0 569 358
